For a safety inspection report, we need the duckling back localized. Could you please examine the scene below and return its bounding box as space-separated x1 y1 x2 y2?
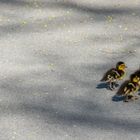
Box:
116 80 139 96
116 80 130 95
101 68 124 82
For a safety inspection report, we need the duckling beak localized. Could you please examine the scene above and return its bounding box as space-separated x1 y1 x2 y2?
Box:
125 66 127 68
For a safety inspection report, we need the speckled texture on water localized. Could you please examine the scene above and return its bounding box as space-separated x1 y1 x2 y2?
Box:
0 0 140 140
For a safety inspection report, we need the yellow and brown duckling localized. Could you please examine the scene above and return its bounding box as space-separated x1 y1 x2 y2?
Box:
116 74 140 102
100 61 127 90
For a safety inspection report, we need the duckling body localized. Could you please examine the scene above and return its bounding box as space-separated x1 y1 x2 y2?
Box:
116 74 140 102
101 61 127 90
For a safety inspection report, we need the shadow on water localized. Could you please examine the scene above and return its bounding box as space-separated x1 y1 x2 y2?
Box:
96 82 108 89
112 95 125 102
96 82 119 89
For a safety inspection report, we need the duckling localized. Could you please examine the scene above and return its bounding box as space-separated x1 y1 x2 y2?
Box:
116 74 140 102
100 61 127 90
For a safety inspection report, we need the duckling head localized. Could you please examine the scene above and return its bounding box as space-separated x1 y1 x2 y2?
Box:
130 74 140 83
116 61 127 71
134 69 140 78
133 72 140 86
